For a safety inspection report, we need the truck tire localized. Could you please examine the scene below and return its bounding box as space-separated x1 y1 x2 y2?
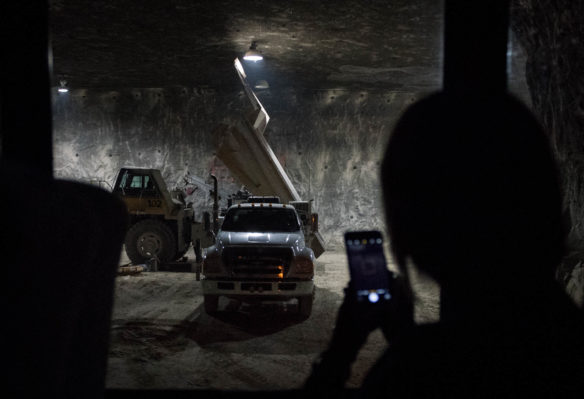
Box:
125 219 177 264
204 295 219 314
298 295 313 318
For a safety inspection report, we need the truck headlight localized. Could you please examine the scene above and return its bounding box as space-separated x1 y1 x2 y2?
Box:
290 256 314 278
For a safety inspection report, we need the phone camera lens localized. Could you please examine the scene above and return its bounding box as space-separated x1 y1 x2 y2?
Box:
368 292 380 303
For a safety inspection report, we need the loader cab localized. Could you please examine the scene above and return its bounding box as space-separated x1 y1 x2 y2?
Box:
114 169 159 197
113 168 175 217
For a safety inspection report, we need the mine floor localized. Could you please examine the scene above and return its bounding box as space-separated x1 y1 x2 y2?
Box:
107 249 439 390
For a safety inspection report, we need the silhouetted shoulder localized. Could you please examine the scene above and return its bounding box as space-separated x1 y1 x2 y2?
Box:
361 291 584 399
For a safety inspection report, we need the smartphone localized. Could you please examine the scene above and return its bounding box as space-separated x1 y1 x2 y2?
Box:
344 230 392 303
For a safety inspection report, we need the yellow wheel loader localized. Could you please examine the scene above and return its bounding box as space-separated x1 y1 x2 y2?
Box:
112 168 216 265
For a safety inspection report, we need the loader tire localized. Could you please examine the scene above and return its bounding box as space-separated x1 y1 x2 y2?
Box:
125 220 177 264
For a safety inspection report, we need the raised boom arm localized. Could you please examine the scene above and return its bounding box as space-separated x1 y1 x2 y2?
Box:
213 59 301 203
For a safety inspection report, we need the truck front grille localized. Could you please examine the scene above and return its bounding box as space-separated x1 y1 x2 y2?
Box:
223 246 293 279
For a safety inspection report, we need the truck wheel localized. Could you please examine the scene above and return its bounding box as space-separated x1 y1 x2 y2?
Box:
298 295 313 318
204 295 219 314
125 220 177 264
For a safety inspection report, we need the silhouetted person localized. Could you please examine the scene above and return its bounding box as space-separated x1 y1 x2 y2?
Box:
304 92 584 398
2 2 128 398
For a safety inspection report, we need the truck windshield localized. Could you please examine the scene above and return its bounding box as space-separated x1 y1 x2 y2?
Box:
221 208 300 233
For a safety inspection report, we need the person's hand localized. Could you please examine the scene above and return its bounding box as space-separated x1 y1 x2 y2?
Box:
379 273 414 343
303 271 414 394
330 271 413 352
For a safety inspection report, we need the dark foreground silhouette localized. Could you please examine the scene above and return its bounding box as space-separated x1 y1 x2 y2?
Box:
304 92 584 398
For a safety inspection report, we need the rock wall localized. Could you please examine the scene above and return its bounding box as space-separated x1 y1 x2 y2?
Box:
52 87 423 248
511 1 584 295
512 1 584 248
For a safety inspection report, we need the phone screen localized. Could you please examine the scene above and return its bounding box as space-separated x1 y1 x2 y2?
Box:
344 230 391 303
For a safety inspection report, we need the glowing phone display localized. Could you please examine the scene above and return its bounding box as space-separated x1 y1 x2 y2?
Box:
345 230 391 303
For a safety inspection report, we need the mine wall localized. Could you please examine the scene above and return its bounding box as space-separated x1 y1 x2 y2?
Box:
52 87 423 248
51 74 582 305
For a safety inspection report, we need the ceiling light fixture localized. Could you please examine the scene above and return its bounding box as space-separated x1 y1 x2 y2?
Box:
58 78 69 93
243 41 263 62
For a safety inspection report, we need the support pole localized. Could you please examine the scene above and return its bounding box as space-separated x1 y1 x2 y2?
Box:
443 0 510 97
211 174 219 234
1 1 53 178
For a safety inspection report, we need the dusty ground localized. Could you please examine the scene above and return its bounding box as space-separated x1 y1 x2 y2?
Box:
107 249 439 390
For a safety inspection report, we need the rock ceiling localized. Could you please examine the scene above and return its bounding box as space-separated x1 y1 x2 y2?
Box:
50 0 444 91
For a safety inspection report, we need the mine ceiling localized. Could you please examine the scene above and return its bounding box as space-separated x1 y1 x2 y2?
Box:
50 0 444 91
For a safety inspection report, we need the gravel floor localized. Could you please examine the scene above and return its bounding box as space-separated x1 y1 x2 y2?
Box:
107 249 439 390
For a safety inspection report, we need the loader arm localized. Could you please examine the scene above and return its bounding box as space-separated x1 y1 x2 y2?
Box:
213 58 325 258
213 59 301 203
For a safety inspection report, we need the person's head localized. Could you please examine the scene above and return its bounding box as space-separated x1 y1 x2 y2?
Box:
381 92 564 289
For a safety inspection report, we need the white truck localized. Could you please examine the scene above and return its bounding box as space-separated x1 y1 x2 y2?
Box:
201 59 325 318
202 201 315 317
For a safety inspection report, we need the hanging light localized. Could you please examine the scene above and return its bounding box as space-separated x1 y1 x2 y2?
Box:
243 41 263 62
58 79 69 93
